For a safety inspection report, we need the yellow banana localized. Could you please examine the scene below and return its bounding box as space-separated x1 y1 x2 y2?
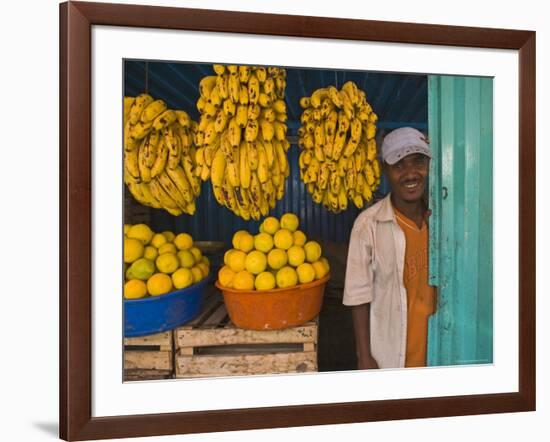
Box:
228 74 240 103
239 141 251 189
143 131 159 167
214 109 228 133
275 76 286 98
263 77 275 95
321 98 333 119
175 110 191 128
261 108 277 123
124 97 135 125
203 120 218 146
343 136 360 158
204 102 217 118
227 117 241 148
273 121 287 141
209 87 222 106
258 93 272 108
130 120 153 140
255 67 267 83
248 171 262 207
226 156 240 188
247 104 261 121
124 149 140 180
216 74 229 99
164 167 193 204
238 66 250 83
138 139 152 183
272 99 286 114
129 93 153 125
367 139 377 161
223 98 236 117
239 86 249 105
310 88 329 108
365 164 376 187
341 91 355 120
245 120 259 142
350 117 362 140
210 148 226 187
366 122 377 139
275 111 287 123
256 140 269 184
141 99 167 123
312 187 323 204
314 123 325 149
124 121 140 152
314 143 325 162
264 140 275 168
338 186 348 211
300 97 311 109
152 110 177 131
227 65 238 75
248 74 260 104
260 120 275 141
318 163 330 190
342 81 359 104
180 155 199 196
328 190 339 212
150 137 168 178
156 173 187 209
362 180 373 202
185 201 196 215
328 86 343 108
212 183 224 205
372 158 381 179
236 105 248 127
329 172 341 194
246 140 259 170
213 64 225 75
273 140 287 176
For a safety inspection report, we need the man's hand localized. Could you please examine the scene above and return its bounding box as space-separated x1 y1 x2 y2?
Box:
357 355 379 370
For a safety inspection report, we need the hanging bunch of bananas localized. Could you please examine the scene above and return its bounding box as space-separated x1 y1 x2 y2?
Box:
123 93 201 216
193 65 290 221
298 81 381 213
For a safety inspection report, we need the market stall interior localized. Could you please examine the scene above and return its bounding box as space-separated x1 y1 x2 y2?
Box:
123 60 429 377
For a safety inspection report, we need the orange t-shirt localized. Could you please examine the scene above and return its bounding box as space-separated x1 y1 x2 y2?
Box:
394 208 436 367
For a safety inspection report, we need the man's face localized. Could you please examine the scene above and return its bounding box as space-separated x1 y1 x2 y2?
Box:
384 153 430 203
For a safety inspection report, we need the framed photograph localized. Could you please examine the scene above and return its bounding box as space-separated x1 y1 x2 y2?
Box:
60 1 535 440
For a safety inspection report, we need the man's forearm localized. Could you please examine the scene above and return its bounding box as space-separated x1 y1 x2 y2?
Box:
351 303 379 369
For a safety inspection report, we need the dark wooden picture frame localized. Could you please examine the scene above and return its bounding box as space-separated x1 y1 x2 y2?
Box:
60 1 536 440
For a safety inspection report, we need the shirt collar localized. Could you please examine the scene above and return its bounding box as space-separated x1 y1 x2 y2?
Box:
374 193 395 222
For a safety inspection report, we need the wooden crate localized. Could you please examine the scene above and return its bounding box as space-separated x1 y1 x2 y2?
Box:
174 290 318 378
124 331 174 381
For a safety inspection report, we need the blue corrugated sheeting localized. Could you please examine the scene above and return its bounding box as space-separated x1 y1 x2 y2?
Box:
124 60 425 244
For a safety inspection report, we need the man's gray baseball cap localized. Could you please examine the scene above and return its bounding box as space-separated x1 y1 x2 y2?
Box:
381 127 432 165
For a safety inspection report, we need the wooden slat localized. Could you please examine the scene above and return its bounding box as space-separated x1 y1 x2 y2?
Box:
175 351 317 378
124 351 172 371
176 323 318 348
124 370 173 381
303 343 316 352
124 331 172 351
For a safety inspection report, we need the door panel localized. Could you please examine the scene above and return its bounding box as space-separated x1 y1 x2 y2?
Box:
427 76 493 366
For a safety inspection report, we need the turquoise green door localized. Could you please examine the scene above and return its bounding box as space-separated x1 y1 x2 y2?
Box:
427 75 493 366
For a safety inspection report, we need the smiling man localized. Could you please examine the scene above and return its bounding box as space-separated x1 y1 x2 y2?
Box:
343 127 436 369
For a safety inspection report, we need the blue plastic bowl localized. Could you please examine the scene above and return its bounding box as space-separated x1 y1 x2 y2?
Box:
124 277 208 337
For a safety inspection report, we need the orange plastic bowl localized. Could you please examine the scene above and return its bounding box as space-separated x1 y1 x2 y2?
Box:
215 273 330 330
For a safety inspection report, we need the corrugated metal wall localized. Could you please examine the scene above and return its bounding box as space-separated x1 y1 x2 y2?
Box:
124 60 426 244
427 75 494 366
